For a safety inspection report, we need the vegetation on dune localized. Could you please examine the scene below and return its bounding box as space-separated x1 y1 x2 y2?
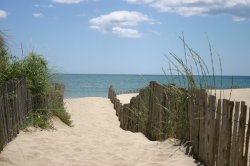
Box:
158 35 225 140
0 32 72 129
22 53 50 97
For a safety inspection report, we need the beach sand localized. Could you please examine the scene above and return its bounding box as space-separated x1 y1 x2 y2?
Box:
117 93 139 104
0 96 196 166
1 88 249 166
214 88 250 106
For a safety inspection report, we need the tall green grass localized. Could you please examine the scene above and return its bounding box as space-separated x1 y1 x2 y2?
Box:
0 32 72 129
157 35 225 140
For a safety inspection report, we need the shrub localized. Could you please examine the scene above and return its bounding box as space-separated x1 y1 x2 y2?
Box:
0 32 72 129
22 53 50 97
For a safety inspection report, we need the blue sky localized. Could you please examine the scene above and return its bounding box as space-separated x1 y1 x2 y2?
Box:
0 0 250 75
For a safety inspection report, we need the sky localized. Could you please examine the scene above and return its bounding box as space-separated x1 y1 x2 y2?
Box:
0 0 250 75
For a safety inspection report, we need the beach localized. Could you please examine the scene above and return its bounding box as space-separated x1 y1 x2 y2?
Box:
2 1 250 164
0 94 196 166
0 88 249 166
215 88 250 106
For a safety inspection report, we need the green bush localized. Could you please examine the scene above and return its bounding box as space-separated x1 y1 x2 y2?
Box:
0 33 72 129
0 49 9 84
22 53 50 97
23 112 53 129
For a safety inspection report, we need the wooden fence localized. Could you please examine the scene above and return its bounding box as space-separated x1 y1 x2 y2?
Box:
0 77 32 151
108 81 250 166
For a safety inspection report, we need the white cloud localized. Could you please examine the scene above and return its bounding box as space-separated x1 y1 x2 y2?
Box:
89 11 155 38
52 0 85 4
112 27 141 38
0 10 7 19
33 13 44 17
126 0 250 21
34 4 54 8
127 0 154 4
233 16 246 21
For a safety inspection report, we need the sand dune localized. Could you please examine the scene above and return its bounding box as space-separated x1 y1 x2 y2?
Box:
1 88 250 166
0 96 196 166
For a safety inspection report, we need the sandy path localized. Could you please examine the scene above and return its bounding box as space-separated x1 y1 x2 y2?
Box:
0 97 195 166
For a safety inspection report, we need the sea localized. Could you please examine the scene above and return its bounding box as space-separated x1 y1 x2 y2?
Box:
54 74 250 98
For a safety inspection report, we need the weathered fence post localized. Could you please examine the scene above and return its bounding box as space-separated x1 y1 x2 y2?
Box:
207 95 216 166
138 88 149 135
108 83 250 166
230 102 240 166
54 83 65 108
0 77 33 152
243 107 250 166
237 102 247 166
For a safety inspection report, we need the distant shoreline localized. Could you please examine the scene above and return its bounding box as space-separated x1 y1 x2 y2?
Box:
54 74 250 98
54 73 250 77
64 88 250 105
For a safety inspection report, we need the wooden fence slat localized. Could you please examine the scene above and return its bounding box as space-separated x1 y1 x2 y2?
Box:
226 101 234 166
162 88 171 139
243 107 250 166
138 89 145 134
217 99 229 166
184 92 189 140
2 85 8 147
144 87 150 136
149 82 157 140
12 80 18 138
207 95 216 166
145 82 155 140
0 77 33 152
194 91 201 158
198 90 206 162
204 93 210 164
214 98 222 164
5 84 11 142
151 83 162 140
230 101 240 166
8 81 12 140
129 97 138 132
189 93 195 156
0 88 5 151
238 102 247 166
150 81 162 141
16 79 21 134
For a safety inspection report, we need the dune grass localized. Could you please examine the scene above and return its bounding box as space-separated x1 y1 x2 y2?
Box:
0 32 72 129
152 35 225 140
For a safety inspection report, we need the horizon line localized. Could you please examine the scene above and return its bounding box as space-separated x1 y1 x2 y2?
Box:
52 73 250 77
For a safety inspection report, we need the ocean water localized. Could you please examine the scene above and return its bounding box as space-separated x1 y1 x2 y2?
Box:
54 74 250 98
